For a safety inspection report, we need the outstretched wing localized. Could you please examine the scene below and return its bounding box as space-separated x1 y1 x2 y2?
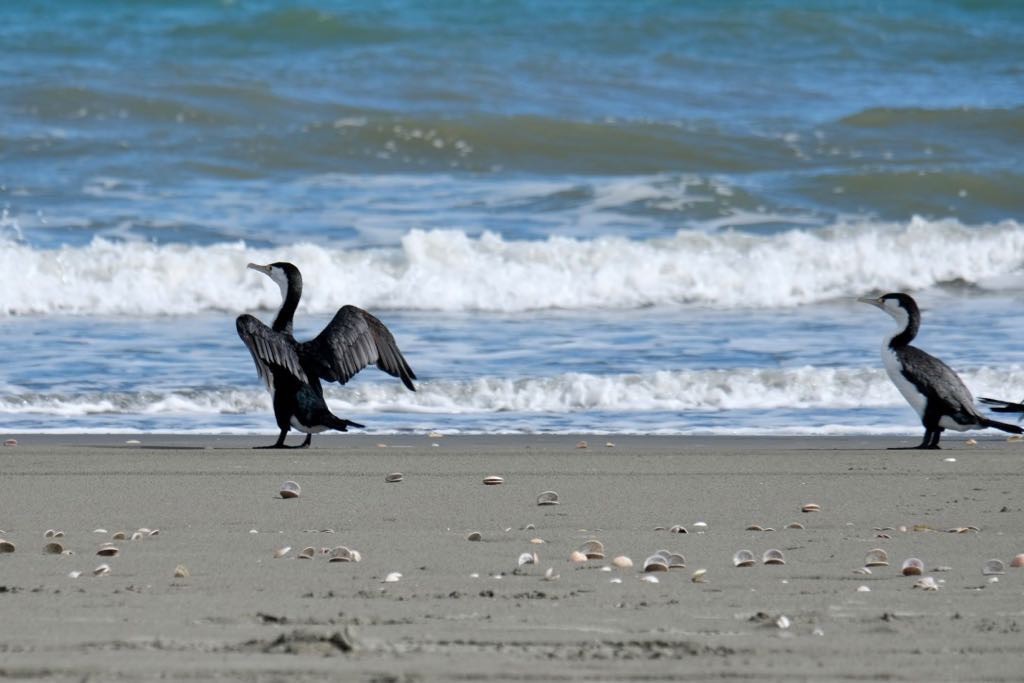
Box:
236 314 308 392
299 305 416 391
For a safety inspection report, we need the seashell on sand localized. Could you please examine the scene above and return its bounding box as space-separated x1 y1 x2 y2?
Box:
669 525 688 534
96 544 119 557
0 539 15 553
385 472 404 483
640 575 660 584
745 524 764 532
762 549 785 565
44 542 64 554
529 538 545 545
605 442 615 448
174 564 190 578
148 528 160 537
775 615 791 629
853 567 872 575
3 439 17 447
569 550 588 563
130 531 144 541
466 531 482 542
328 546 361 563
786 522 804 530
518 552 538 566
666 553 686 569
611 555 633 569
543 567 560 581
428 431 444 438
693 521 708 529
1008 434 1024 442
93 563 111 577
482 475 504 486
578 539 605 560
112 531 127 541
536 491 560 506
857 585 871 592
642 555 669 572
982 559 1006 576
801 503 821 513
691 568 708 583
44 529 64 538
733 549 756 567
914 576 940 590
864 548 889 567
272 546 291 559
298 546 316 559
609 577 622 584
576 440 588 449
68 570 82 579
900 558 924 576
965 438 977 446
279 480 301 499
383 572 402 583
1011 553 1024 568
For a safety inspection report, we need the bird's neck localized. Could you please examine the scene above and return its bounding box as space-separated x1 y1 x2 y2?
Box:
272 285 300 335
886 310 918 349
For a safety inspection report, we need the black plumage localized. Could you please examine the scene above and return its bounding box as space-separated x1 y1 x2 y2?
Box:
237 262 416 448
859 292 1022 449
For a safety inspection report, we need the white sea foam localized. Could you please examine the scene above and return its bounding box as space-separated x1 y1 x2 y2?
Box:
4 365 1023 418
3 217 1024 315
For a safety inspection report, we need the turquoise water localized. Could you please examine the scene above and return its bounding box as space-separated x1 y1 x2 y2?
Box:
2 1 1024 434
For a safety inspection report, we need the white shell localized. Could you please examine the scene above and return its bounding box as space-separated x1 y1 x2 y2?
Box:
385 472 404 483
578 539 604 560
669 525 688 534
93 563 111 576
691 569 708 583
901 558 924 576
328 546 360 563
298 546 316 559
569 550 588 563
536 491 560 506
642 555 669 572
801 503 821 513
856 585 871 592
914 576 940 590
611 555 633 569
982 559 1006 576
543 567 560 581
383 572 402 583
518 552 538 566
762 549 785 565
732 549 756 567
640 575 660 584
174 564 190 578
864 548 889 567
279 481 301 499
482 475 504 486
273 546 291 559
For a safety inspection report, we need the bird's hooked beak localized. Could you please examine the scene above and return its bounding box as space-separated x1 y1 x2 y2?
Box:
857 296 883 310
247 263 272 276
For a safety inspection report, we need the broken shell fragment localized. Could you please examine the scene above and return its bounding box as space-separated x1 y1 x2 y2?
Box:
801 503 821 513
518 552 538 566
298 546 316 560
1011 554 1024 568
642 555 669 572
611 555 633 569
901 558 924 576
536 491 560 506
93 563 111 576
529 538 545 545
96 544 120 557
482 475 504 486
579 539 605 560
762 549 786 565
174 565 190 578
666 553 687 569
279 481 301 499
44 542 65 555
68 571 82 579
569 550 588 563
543 567 560 581
691 569 708 583
982 559 1006 576
640 574 660 584
864 548 889 567
0 539 15 553
272 546 291 559
733 549 756 568
385 472 404 483
383 572 402 583
914 576 940 590
668 525 688 534
328 546 361 563
130 531 144 541
44 529 65 539
466 531 482 542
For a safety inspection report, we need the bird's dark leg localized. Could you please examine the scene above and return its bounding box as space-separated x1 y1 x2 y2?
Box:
299 433 312 448
926 428 944 449
254 429 290 449
889 428 942 450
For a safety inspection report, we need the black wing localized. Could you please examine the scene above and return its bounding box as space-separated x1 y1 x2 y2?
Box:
236 314 308 392
298 305 416 391
900 345 980 423
978 397 1024 413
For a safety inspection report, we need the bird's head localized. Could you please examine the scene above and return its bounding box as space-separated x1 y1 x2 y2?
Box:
247 262 302 300
857 292 919 327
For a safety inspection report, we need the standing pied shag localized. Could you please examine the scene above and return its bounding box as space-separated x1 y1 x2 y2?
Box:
859 292 1022 449
237 262 416 448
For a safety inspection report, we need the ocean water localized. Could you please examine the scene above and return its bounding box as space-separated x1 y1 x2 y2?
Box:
3 1 1024 435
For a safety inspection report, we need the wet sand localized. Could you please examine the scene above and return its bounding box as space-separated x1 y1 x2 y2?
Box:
0 433 1022 681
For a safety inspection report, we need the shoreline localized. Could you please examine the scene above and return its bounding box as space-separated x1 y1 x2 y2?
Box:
0 434 1022 680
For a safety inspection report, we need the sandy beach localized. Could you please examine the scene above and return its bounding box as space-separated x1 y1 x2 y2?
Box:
0 434 1022 681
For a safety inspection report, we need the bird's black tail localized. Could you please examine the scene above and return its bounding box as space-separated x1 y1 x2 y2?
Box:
979 417 1024 435
979 397 1024 413
325 414 365 432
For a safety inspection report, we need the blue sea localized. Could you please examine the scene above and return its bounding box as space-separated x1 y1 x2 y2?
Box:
3 1 1024 436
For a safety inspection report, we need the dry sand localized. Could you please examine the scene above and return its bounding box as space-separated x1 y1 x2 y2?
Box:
0 433 1022 681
